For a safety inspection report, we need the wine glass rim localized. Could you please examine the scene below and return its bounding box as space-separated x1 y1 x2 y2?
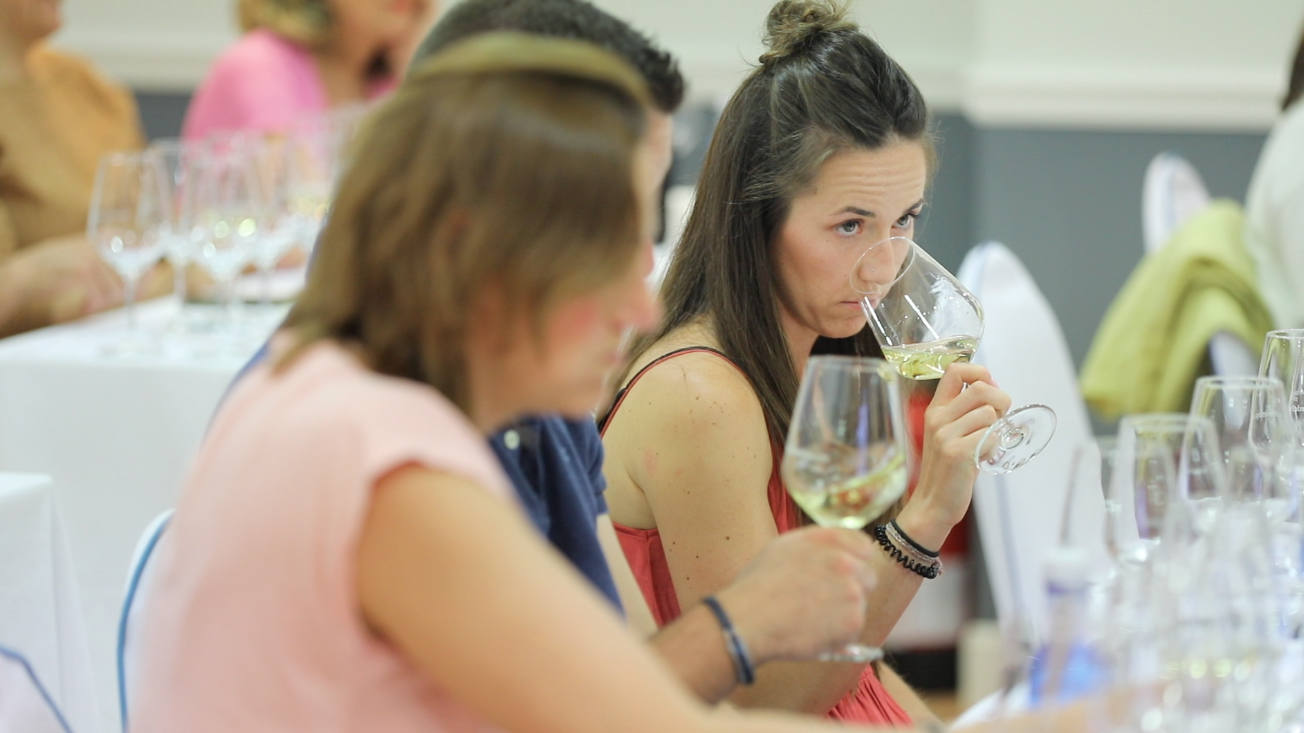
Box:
807 354 894 372
1117 412 1201 429
1265 328 1304 340
852 235 920 293
98 149 147 166
1192 374 1283 389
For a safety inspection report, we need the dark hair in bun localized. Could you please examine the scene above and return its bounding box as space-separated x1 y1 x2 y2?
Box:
759 0 856 66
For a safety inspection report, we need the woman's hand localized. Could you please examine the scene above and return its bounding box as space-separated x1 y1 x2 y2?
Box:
898 363 1011 547
716 525 878 663
0 235 123 334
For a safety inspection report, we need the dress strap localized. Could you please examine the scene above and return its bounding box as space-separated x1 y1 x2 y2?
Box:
597 346 739 433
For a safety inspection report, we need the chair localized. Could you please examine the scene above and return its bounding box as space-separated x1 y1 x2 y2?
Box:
1142 152 1259 376
0 646 73 733
1142 151 1212 255
116 509 173 731
956 243 1107 644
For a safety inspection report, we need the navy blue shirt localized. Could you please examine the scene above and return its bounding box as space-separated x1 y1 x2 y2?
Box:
231 344 623 611
488 415 622 611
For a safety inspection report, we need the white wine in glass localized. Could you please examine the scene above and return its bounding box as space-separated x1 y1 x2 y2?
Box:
784 449 907 529
852 236 1056 474
781 355 910 663
881 336 979 381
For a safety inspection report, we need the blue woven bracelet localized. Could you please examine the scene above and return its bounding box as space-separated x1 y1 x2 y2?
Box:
702 595 756 685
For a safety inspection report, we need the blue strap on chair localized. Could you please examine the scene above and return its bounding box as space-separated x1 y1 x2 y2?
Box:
0 645 74 732
116 511 172 732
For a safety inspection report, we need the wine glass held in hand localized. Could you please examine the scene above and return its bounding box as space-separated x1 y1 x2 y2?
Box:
851 236 1056 474
781 355 909 663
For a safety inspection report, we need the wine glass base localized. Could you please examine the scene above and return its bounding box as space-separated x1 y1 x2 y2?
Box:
975 404 1056 475
816 643 884 663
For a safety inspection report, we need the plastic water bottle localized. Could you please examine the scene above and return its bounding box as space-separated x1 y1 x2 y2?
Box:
1027 547 1110 706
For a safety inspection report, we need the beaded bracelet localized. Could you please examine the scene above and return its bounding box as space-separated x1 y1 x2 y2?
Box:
889 519 940 558
701 595 756 685
873 523 943 579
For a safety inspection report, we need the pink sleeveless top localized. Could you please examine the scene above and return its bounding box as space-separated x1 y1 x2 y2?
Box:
601 347 912 725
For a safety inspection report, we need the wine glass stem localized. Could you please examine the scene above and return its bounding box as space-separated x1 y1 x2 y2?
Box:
124 275 139 332
171 258 187 307
222 277 240 331
261 263 274 307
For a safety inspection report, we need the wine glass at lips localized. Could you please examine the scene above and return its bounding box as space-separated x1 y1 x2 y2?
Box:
851 237 1056 474
781 355 910 663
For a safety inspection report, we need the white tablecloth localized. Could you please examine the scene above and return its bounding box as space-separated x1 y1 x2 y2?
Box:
0 473 99 733
0 301 283 733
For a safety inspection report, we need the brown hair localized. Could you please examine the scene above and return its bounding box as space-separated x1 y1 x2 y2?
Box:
620 0 931 440
416 0 684 114
1284 21 1304 111
280 32 651 412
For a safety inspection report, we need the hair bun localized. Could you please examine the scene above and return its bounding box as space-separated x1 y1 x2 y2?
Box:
760 0 856 65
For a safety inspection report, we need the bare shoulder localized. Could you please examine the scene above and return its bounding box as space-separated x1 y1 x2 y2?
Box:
604 332 772 494
611 341 765 443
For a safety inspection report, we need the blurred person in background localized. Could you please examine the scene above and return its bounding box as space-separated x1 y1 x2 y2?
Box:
1245 20 1304 329
0 0 156 337
183 0 439 141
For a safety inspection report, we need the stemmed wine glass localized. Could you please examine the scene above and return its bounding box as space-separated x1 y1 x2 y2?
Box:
1110 413 1225 563
781 355 910 663
87 151 168 352
1189 376 1293 516
1259 329 1304 503
189 133 264 339
851 237 1055 473
283 114 340 256
146 138 201 327
1258 330 1304 639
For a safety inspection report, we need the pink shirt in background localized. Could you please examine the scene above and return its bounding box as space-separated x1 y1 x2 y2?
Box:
131 340 513 732
182 29 395 141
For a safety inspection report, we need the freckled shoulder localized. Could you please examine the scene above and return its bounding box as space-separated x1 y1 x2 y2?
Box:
603 349 773 500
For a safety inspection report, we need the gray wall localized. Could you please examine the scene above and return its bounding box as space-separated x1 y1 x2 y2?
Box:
134 91 190 141
969 124 1267 369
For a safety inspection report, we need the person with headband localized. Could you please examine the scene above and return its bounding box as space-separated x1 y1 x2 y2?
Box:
220 0 909 706
129 32 871 732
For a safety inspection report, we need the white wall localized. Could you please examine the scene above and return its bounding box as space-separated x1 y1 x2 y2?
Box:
967 0 1303 129
54 0 236 89
53 0 1303 130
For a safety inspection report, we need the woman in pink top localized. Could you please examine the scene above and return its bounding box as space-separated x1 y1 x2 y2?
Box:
182 0 437 140
134 33 915 733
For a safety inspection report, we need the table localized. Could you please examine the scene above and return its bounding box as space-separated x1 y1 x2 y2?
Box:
0 473 100 733
0 301 284 733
